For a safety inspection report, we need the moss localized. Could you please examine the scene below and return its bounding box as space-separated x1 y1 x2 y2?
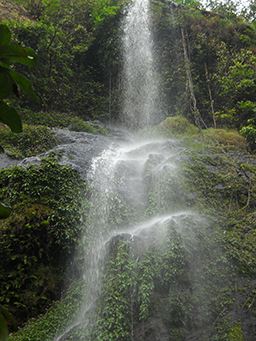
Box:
181 134 256 339
22 111 108 135
202 128 247 151
225 212 256 277
142 116 199 138
0 124 57 158
9 281 84 341
159 116 199 136
228 323 245 341
95 240 135 341
0 158 88 328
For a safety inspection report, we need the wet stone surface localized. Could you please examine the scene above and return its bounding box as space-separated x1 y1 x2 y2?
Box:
0 128 112 179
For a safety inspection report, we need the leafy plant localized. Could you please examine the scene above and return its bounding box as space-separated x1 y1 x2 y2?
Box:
0 124 57 158
0 23 37 218
0 24 37 133
90 0 120 26
240 124 256 151
0 158 88 328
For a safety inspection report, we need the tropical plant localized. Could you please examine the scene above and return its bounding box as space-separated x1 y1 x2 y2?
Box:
0 24 37 132
0 24 37 216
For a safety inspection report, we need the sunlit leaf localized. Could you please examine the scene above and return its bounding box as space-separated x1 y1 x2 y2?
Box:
10 71 40 102
0 24 11 45
0 45 37 67
0 203 11 219
0 69 14 98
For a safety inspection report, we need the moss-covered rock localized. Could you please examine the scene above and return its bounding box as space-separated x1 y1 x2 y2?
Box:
202 128 247 151
181 137 256 340
142 116 199 138
158 116 199 136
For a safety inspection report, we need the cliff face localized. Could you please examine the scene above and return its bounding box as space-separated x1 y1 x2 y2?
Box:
1 1 256 340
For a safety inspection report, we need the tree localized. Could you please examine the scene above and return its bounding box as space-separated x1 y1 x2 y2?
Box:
204 0 238 17
218 49 256 126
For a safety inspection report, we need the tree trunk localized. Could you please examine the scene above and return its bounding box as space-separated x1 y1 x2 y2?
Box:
181 28 207 129
204 62 216 128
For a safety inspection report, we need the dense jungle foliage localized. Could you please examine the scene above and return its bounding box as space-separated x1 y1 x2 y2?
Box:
1 0 255 145
0 0 256 340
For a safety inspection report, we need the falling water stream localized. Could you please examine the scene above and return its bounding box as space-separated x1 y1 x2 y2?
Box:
122 0 160 127
55 1 222 340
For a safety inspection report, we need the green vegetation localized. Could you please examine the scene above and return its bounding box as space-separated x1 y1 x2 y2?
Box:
22 110 108 134
240 124 256 151
0 23 37 134
14 117 256 340
3 0 127 120
9 281 84 341
0 158 88 328
0 22 37 220
1 0 256 340
152 0 256 150
0 124 57 158
155 115 199 136
95 240 135 341
202 128 247 150
228 324 245 341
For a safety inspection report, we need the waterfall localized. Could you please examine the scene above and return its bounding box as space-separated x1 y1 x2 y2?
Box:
55 1 227 340
122 0 159 128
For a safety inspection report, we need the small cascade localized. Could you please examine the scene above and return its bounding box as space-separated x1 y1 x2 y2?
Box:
55 136 189 340
55 1 229 340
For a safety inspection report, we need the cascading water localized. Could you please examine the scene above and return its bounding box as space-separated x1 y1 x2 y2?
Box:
55 1 228 340
122 0 160 128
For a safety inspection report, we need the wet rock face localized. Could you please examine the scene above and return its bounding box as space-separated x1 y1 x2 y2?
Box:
46 129 109 178
0 128 112 179
17 129 111 178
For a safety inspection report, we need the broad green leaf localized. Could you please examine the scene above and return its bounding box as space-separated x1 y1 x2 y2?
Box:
0 314 8 341
0 45 36 67
0 24 11 45
0 61 10 69
0 203 11 219
0 69 14 98
0 101 22 133
10 70 40 102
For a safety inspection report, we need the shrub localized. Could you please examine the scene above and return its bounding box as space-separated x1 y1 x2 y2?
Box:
0 124 57 158
0 158 88 328
203 128 246 150
240 125 256 151
159 116 199 136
